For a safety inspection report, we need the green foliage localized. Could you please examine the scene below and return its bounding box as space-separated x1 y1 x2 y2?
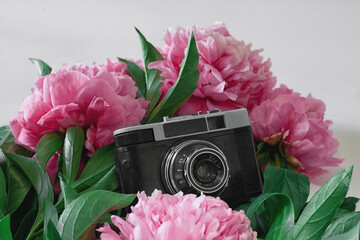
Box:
57 191 135 240
36 132 64 172
119 28 199 123
0 215 13 240
29 58 52 77
245 165 358 240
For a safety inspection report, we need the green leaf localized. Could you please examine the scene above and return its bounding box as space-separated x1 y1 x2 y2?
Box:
14 209 37 240
118 58 146 98
263 165 309 217
246 192 294 240
340 197 359 212
0 126 14 147
72 144 115 192
57 190 136 240
36 132 64 172
5 153 54 239
320 212 360 240
82 165 118 193
62 126 84 183
5 165 31 214
0 167 5 213
147 32 199 123
0 215 12 240
285 166 353 240
29 58 52 77
43 200 60 240
44 220 62 240
59 175 79 208
135 27 163 91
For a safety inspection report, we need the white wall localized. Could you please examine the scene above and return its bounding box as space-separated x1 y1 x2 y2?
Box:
0 0 359 198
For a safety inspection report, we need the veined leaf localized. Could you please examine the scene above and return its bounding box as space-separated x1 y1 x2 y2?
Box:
147 32 199 123
72 144 115 192
36 131 64 172
59 175 79 208
118 58 146 98
0 215 12 240
5 165 31 215
320 212 360 240
135 27 163 91
263 165 309 217
44 220 61 240
29 58 52 77
57 190 136 240
246 192 294 240
5 153 54 240
82 165 118 193
285 166 353 240
62 126 84 183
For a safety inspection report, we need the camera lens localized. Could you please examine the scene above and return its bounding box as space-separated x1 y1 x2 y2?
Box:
193 154 217 183
162 140 229 195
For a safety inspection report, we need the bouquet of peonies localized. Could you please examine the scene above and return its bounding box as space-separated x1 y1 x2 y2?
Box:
0 23 358 240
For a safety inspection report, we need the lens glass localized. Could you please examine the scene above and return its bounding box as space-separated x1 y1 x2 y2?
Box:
193 155 217 183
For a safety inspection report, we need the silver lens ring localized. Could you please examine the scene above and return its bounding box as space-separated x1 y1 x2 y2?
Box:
163 140 229 195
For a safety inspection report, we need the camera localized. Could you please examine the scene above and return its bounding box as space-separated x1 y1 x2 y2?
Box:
113 109 262 208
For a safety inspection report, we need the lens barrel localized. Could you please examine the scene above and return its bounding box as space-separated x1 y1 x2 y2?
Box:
163 140 229 195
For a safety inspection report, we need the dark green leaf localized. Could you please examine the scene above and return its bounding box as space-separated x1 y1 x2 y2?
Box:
36 132 64 172
340 197 359 212
14 209 37 240
43 199 58 233
246 192 294 240
0 167 5 213
72 144 115 192
135 27 163 91
5 153 54 239
29 58 52 77
5 164 31 215
59 175 79 208
57 190 136 240
285 166 353 240
62 126 84 183
320 212 360 240
145 79 163 121
263 165 309 217
118 58 146 98
44 219 61 240
147 32 199 123
0 215 12 240
82 165 118 193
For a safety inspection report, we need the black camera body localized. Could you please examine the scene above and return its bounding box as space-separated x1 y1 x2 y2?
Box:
114 109 262 208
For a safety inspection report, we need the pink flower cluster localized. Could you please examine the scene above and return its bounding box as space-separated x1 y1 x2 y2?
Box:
149 22 276 116
10 59 148 155
98 190 257 240
250 85 343 177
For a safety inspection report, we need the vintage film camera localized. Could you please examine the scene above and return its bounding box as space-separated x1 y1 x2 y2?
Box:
113 109 262 208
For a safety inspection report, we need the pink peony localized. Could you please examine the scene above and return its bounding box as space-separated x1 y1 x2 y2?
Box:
10 60 148 190
97 190 257 240
11 60 147 154
250 84 343 178
149 22 276 116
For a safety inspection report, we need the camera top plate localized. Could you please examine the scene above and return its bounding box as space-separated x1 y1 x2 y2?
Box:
114 108 250 142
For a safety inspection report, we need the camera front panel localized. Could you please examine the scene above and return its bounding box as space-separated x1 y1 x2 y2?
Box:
114 125 262 209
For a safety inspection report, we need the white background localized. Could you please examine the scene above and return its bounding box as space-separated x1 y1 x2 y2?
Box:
0 0 359 202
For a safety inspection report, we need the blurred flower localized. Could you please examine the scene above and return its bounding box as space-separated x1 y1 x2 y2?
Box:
250 85 343 178
149 22 276 115
97 190 257 240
